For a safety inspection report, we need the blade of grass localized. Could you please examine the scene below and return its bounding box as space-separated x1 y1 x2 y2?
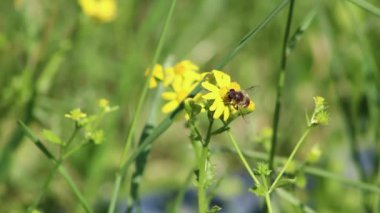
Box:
268 6 317 171
216 0 289 70
127 85 163 213
269 0 296 170
108 0 178 212
18 121 92 213
345 0 380 18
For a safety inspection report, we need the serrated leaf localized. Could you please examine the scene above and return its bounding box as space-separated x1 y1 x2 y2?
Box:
42 129 62 145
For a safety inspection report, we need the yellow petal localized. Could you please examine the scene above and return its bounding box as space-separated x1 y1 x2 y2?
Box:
202 82 219 93
162 101 178 113
149 78 157 88
223 107 230 121
171 77 183 92
213 104 224 119
202 92 218 100
210 99 222 111
153 64 164 80
161 92 177 100
212 70 230 88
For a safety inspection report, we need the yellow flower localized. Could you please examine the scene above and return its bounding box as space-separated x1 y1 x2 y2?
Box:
79 0 116 23
202 70 255 121
98 98 109 109
164 60 201 86
161 77 197 113
145 64 164 88
65 108 87 122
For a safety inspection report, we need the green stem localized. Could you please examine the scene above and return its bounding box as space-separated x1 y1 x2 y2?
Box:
108 173 122 213
28 162 61 212
226 131 260 185
197 119 214 213
269 127 311 193
19 121 92 213
63 141 89 159
58 165 92 213
261 174 273 213
269 0 295 170
219 147 380 194
265 193 273 213
198 145 209 213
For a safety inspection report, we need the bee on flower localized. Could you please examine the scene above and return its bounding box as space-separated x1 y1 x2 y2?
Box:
202 70 255 121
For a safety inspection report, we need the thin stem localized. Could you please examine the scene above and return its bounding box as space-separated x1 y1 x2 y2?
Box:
261 174 273 213
226 131 260 185
28 162 61 212
108 173 122 213
58 166 92 213
198 145 209 213
218 147 380 194
108 1 177 212
197 119 214 213
265 193 273 213
119 0 177 168
269 0 295 170
19 121 92 213
269 127 311 193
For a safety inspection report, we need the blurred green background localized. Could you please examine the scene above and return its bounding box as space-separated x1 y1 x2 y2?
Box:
0 0 379 212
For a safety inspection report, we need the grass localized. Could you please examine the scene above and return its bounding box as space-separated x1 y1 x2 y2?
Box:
1 0 380 212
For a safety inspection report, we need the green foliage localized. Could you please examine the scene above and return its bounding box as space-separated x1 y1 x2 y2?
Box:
1 0 380 212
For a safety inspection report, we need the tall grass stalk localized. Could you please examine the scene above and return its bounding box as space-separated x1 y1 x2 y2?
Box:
269 0 295 170
108 0 177 212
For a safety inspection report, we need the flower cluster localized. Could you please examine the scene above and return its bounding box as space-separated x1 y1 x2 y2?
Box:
146 60 201 114
147 60 255 122
79 0 117 23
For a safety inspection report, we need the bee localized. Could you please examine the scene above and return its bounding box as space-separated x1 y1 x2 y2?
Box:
224 88 251 110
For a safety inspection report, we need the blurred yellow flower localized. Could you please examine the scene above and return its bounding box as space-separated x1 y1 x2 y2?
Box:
64 108 87 122
145 64 164 88
202 70 255 121
79 0 116 23
164 60 201 86
161 77 197 113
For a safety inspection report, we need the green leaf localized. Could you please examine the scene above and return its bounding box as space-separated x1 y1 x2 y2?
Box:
273 177 296 188
207 205 222 213
345 0 380 18
249 185 267 197
42 129 62 145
